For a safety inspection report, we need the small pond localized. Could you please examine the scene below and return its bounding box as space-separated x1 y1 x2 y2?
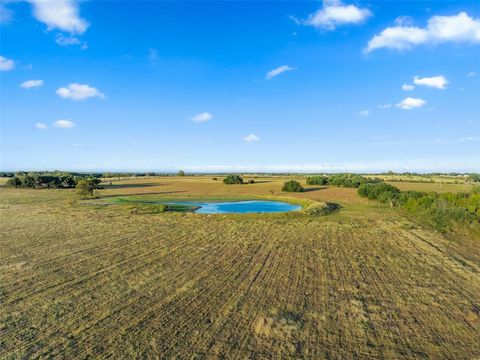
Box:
168 200 301 214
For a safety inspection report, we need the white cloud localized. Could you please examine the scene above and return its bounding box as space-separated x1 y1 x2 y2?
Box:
28 0 89 34
53 120 75 128
378 103 392 109
266 65 295 80
467 71 477 77
402 84 415 91
35 122 48 130
396 97 426 110
192 112 213 122
243 134 260 142
0 55 14 71
20 79 44 89
413 75 448 89
56 83 105 100
358 110 370 117
55 33 87 49
303 0 372 30
366 12 480 52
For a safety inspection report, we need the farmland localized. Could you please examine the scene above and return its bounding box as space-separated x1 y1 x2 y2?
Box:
1 176 479 359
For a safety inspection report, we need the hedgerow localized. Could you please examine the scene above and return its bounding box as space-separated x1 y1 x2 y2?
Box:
357 182 480 232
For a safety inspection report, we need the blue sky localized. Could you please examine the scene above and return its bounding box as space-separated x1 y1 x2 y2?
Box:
0 0 479 172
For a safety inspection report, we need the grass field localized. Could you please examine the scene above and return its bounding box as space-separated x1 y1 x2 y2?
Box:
1 176 479 358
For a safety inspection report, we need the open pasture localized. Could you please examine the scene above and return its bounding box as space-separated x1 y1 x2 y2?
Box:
1 176 479 359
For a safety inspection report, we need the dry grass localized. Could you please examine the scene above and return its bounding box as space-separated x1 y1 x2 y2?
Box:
1 176 479 359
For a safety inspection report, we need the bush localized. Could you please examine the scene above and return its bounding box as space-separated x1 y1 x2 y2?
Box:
306 176 328 185
357 182 400 200
76 178 101 199
177 170 186 176
223 174 243 184
248 179 255 184
212 177 218 181
282 180 304 192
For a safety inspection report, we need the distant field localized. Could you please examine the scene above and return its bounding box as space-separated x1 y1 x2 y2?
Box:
1 176 479 358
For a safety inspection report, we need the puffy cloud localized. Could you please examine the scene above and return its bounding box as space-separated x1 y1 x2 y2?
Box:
396 97 426 110
413 75 448 89
243 134 260 142
402 84 415 91
467 71 477 77
56 83 105 100
53 119 75 128
192 112 213 122
266 65 295 80
366 12 480 52
0 55 14 71
303 0 372 30
20 79 44 89
27 0 89 34
358 110 370 117
35 122 48 130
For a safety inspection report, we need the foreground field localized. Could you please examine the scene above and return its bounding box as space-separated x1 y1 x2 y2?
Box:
1 177 479 358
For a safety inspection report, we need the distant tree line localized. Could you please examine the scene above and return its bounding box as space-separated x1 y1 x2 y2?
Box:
306 174 381 188
357 182 480 232
5 172 101 189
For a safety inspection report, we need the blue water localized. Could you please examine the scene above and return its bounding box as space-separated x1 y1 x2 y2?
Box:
169 200 301 214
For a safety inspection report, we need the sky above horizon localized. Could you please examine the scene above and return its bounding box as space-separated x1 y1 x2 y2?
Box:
0 0 479 173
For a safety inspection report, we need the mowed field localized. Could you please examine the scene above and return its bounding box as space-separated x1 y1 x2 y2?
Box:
1 176 479 359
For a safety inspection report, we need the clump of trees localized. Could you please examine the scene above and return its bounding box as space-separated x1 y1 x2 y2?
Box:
469 173 480 182
177 170 186 176
5 172 97 189
76 178 101 199
305 174 379 188
306 176 328 185
282 180 304 192
223 175 244 184
357 182 480 232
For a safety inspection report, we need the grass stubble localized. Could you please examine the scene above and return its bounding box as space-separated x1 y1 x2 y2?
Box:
0 176 479 359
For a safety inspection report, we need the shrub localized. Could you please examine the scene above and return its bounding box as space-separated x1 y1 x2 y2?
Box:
223 175 243 184
282 180 304 192
6 177 22 188
248 180 255 184
177 170 186 176
357 182 400 200
212 177 218 181
76 178 101 199
306 176 328 185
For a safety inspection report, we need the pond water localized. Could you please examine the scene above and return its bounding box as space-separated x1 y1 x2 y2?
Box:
168 200 301 214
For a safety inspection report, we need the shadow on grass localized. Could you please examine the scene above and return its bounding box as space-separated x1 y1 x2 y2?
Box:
302 187 327 193
101 190 187 198
102 183 162 189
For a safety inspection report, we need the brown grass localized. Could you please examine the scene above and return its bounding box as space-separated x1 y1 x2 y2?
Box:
0 176 479 358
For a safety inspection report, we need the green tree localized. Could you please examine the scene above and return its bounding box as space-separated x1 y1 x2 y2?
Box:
76 178 101 199
282 180 304 192
177 170 186 176
223 174 243 184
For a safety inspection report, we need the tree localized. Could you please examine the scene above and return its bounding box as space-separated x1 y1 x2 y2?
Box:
282 180 304 192
76 178 101 199
178 170 186 176
6 177 22 188
223 174 243 184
